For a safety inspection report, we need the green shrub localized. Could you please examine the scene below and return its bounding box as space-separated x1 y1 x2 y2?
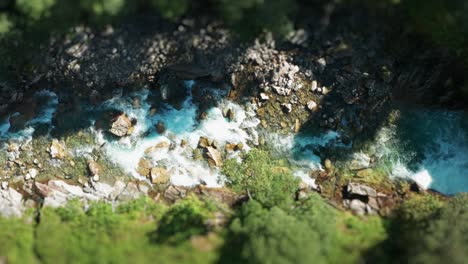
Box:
223 200 323 264
150 0 190 20
0 216 37 264
16 0 56 20
223 149 300 209
408 194 468 264
154 195 215 244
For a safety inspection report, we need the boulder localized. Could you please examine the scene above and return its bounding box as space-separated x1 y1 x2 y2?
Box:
144 141 170 155
109 113 133 137
49 139 67 159
150 167 170 184
206 146 223 167
136 158 152 177
164 185 187 201
346 182 377 197
0 187 25 217
87 160 100 177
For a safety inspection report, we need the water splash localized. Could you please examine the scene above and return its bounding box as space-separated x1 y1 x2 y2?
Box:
0 90 58 142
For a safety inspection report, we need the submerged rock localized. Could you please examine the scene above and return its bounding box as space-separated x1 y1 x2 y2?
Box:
109 113 134 137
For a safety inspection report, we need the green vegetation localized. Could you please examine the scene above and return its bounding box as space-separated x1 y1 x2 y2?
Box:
0 184 466 263
223 149 299 209
221 193 386 264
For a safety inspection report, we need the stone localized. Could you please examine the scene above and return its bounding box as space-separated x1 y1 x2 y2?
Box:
144 141 171 155
311 80 318 91
150 167 170 184
281 103 292 113
294 119 301 133
346 182 377 197
28 168 38 179
324 159 333 172
235 142 244 151
136 158 152 177
92 174 100 182
1 181 8 190
346 199 367 215
227 109 235 122
156 121 166 134
307 100 317 111
0 187 25 217
198 137 211 149
206 146 223 167
109 113 133 137
164 185 187 201
87 160 100 177
259 93 270 101
225 143 236 152
49 139 66 159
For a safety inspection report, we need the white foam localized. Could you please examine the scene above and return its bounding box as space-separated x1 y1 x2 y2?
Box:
0 90 58 141
94 85 258 187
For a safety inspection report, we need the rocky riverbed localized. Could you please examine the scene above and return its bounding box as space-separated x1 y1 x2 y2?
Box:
0 9 466 219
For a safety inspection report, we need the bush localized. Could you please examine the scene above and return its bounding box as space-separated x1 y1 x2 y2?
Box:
154 195 215 244
223 149 300 209
408 194 468 264
223 200 323 264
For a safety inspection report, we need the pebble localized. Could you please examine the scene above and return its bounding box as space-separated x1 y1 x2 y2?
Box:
1 181 8 190
259 93 270 101
311 80 317 91
307 100 317 110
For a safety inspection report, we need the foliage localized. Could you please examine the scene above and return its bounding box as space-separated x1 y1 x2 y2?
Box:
0 216 37 264
30 197 219 264
220 193 387 264
154 195 215 244
223 149 300 209
408 194 468 264
223 200 323 264
150 0 190 20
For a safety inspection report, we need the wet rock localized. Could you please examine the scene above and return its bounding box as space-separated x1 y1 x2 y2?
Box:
156 121 166 134
206 146 223 167
235 142 244 151
136 158 152 177
198 136 211 149
150 167 170 184
144 141 171 155
294 119 301 133
89 89 101 105
49 139 67 159
109 113 133 137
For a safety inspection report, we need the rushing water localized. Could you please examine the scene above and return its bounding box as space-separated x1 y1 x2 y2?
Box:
1 83 467 194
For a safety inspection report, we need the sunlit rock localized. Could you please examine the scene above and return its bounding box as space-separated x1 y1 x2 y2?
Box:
109 113 133 137
49 139 67 159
